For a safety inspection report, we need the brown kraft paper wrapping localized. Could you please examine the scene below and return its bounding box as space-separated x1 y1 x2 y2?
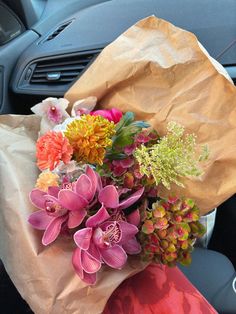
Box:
66 16 236 215
0 16 235 314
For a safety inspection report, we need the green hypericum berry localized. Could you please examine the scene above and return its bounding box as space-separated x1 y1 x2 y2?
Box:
152 204 166 218
139 197 206 267
142 220 154 234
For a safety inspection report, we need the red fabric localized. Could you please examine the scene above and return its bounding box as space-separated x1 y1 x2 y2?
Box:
104 264 217 314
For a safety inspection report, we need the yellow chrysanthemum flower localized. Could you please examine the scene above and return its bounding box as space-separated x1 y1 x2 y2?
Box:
35 171 59 191
64 115 115 165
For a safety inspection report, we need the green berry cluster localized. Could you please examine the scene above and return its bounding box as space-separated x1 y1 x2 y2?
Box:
139 197 206 266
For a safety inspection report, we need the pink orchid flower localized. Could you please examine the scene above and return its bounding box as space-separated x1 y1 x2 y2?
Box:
90 108 122 123
28 167 97 246
98 184 144 211
72 205 141 285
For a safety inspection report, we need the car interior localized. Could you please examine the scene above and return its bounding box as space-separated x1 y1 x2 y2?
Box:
0 0 236 313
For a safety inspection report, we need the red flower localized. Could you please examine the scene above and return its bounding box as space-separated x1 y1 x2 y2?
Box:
36 131 73 171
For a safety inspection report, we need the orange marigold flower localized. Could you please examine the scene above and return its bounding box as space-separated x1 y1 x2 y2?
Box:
35 171 59 191
64 115 115 165
36 131 73 171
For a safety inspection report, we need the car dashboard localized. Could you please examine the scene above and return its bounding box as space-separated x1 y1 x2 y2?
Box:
1 0 236 113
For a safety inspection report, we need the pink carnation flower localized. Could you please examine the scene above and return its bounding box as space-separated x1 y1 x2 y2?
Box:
90 108 122 123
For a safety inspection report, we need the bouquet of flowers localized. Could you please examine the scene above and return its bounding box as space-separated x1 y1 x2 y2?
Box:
28 97 207 285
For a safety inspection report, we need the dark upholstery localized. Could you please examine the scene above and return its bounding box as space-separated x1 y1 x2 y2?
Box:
0 260 33 314
179 248 236 314
209 195 236 268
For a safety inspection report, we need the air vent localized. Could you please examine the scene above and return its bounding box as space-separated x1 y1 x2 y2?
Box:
29 50 101 85
45 21 72 42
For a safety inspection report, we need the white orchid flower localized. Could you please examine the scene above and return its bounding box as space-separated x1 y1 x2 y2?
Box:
71 96 97 117
31 97 70 134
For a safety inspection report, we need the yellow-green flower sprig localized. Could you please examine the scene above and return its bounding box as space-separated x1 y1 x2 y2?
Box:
134 122 208 189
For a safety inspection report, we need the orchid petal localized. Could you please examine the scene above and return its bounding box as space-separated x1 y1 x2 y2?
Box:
31 101 47 116
28 210 54 230
72 248 84 279
31 97 69 119
81 250 101 274
96 172 103 192
118 221 139 244
74 228 92 250
86 204 110 228
87 243 102 262
82 271 97 285
75 174 93 201
67 209 87 228
73 248 101 285
54 117 79 132
122 237 141 254
118 187 144 210
71 97 97 117
127 209 140 226
29 189 47 210
93 227 105 249
59 189 88 211
57 97 69 111
100 245 127 269
43 194 60 205
42 215 67 245
47 186 60 198
86 166 97 198
98 185 119 208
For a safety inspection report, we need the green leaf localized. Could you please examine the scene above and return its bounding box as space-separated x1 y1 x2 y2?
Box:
105 151 127 160
132 121 150 129
185 198 195 209
115 112 134 133
112 132 134 148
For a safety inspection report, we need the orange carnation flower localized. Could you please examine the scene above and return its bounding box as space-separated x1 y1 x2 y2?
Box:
36 131 73 171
